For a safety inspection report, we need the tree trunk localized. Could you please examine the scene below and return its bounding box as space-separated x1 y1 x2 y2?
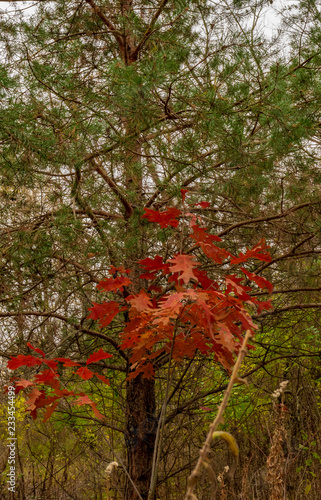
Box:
125 373 157 499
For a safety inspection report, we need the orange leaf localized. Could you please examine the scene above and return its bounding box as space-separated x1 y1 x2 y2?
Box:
43 401 59 423
15 379 34 391
127 291 153 313
74 395 105 420
168 254 201 284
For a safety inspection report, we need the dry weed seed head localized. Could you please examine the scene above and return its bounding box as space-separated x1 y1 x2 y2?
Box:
106 461 119 499
271 380 289 400
266 381 289 500
106 461 119 475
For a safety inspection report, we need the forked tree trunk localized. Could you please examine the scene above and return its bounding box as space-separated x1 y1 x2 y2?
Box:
125 372 157 499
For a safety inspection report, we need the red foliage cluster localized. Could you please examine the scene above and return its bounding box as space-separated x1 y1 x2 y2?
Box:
6 199 273 421
6 345 112 421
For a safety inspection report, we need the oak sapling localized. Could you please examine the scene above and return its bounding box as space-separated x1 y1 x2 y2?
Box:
6 200 273 423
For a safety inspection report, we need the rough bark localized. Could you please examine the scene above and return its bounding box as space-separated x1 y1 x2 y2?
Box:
125 373 157 499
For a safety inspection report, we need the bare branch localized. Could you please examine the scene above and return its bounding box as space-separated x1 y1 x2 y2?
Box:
132 0 170 59
84 0 124 54
218 201 319 237
91 158 133 218
0 311 128 360
255 303 321 319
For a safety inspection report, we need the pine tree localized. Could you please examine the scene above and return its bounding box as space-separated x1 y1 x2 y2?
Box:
1 0 321 497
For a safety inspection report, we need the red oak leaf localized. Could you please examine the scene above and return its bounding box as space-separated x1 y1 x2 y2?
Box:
93 373 110 385
86 349 113 365
76 367 94 380
241 268 273 294
127 362 155 380
127 291 153 313
225 275 252 300
167 254 201 284
43 359 58 369
193 269 218 290
34 369 59 384
201 243 231 264
255 299 273 315
91 404 105 420
74 395 104 420
142 207 181 228
74 395 93 406
46 378 61 390
190 226 229 263
159 292 187 310
25 388 43 411
7 355 43 370
55 358 81 367
180 189 188 202
43 401 59 423
27 343 45 357
87 301 121 327
152 292 186 325
138 255 170 279
195 201 210 208
230 239 272 265
190 225 222 244
109 265 131 275
97 275 132 292
15 379 34 393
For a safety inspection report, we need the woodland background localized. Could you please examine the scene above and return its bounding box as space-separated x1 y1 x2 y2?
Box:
0 0 321 498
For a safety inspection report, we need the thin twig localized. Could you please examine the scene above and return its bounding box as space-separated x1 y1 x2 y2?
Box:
184 330 253 500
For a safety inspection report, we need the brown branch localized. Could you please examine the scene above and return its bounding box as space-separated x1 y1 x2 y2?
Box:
0 209 121 238
218 201 319 237
255 303 321 319
232 52 320 109
76 359 126 372
132 0 170 59
0 311 128 360
25 47 83 107
255 249 321 273
84 0 124 54
82 111 189 164
145 159 224 208
252 286 321 296
91 158 133 218
0 279 43 303
52 254 100 284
